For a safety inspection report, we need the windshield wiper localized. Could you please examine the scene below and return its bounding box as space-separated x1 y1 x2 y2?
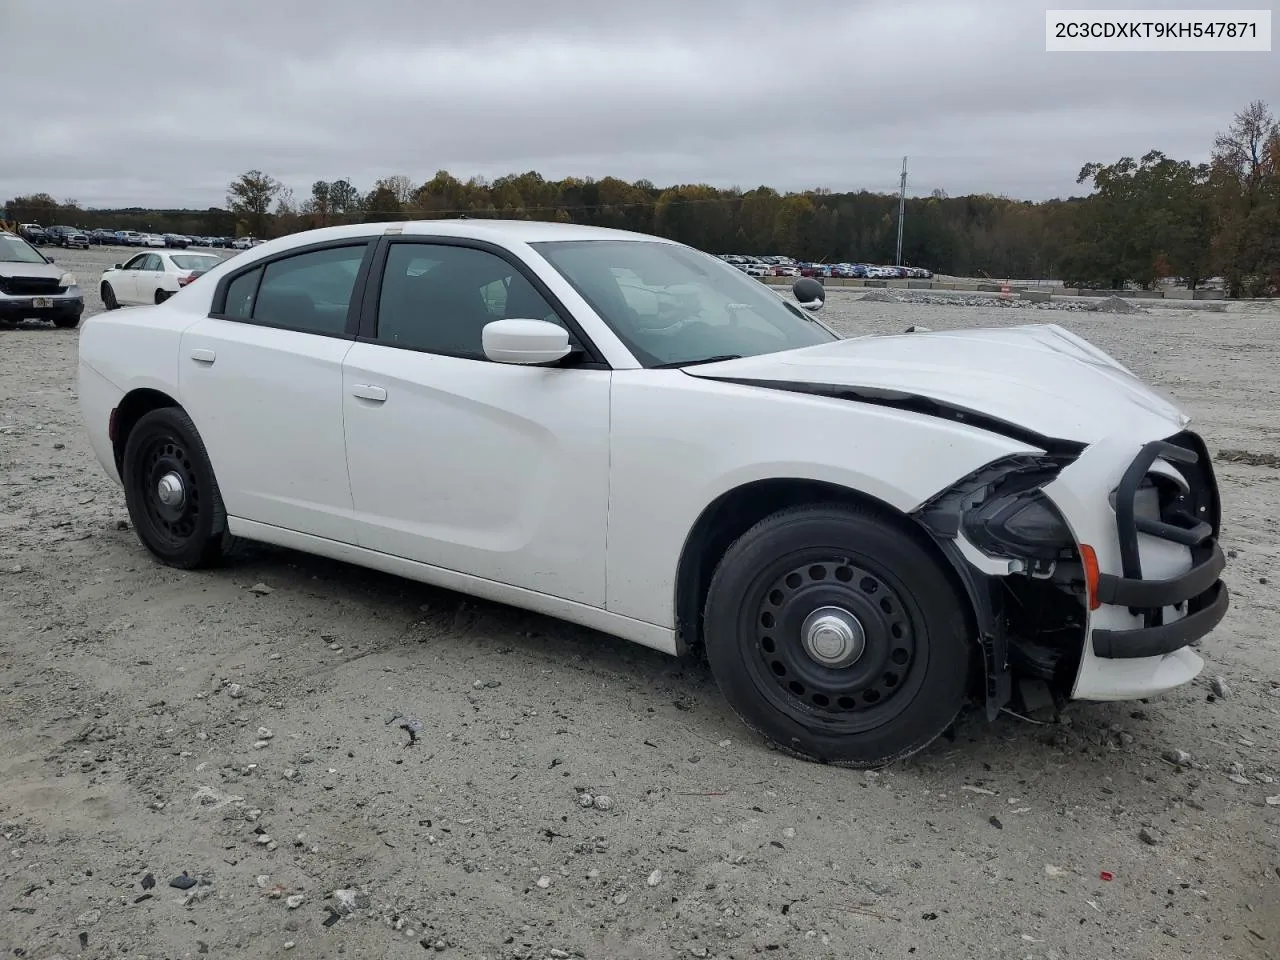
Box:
652 355 743 369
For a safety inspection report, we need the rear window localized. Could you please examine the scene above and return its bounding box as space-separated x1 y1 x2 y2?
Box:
171 255 220 271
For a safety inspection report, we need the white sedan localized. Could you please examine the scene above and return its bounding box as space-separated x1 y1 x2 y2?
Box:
99 251 223 308
75 220 1229 767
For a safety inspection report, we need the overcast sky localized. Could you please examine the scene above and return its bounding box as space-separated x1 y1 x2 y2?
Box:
3 0 1274 209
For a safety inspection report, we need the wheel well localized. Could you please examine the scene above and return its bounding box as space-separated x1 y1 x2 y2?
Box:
112 388 180 474
673 479 976 661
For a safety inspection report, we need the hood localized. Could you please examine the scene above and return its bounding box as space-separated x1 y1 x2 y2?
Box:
0 260 62 280
683 323 1190 447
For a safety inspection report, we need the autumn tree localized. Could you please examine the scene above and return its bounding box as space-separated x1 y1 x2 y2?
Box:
326 180 361 218
374 175 416 207
1062 151 1211 288
226 170 282 238
1210 100 1280 296
363 184 402 222
310 180 331 226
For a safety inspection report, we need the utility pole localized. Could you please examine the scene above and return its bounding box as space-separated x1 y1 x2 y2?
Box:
895 156 908 267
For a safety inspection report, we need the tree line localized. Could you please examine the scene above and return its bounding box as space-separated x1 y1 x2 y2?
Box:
6 100 1276 297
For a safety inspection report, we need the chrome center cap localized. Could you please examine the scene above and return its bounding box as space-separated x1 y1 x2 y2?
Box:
800 606 866 668
156 471 185 508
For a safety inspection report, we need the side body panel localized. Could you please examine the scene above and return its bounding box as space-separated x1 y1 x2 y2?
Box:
178 317 358 544
605 370 1040 627
341 344 612 605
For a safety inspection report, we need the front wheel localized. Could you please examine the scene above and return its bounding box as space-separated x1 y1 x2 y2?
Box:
703 503 972 767
101 282 119 310
121 407 237 569
53 314 80 329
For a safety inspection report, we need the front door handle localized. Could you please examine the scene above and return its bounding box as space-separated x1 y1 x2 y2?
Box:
190 348 216 364
351 384 387 402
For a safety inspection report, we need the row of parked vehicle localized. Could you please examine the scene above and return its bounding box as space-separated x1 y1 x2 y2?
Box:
1 224 230 329
15 223 264 251
718 254 933 280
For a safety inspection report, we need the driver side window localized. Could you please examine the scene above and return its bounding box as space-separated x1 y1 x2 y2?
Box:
124 254 147 270
374 243 564 358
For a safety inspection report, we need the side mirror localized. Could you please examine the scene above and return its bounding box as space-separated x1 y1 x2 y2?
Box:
792 277 826 311
114 263 122 269
482 318 572 365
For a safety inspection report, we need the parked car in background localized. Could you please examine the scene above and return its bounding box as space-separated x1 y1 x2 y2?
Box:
18 223 49 245
98 250 224 308
89 229 118 245
75 219 1229 767
0 230 83 328
162 234 190 249
46 225 91 249
137 233 166 248
115 230 143 246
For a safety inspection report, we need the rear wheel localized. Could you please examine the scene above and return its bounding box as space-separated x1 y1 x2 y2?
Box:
53 314 80 329
155 289 170 304
122 407 237 569
101 282 119 310
703 503 972 767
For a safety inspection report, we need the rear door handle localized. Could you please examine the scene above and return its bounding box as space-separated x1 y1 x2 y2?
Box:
351 384 387 402
190 348 216 364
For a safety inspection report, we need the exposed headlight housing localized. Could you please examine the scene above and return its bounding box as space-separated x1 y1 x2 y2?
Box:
915 453 1079 565
962 489 1073 562
59 272 78 288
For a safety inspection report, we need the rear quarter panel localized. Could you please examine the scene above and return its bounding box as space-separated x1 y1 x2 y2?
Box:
605 371 1040 627
78 305 190 397
77 305 197 479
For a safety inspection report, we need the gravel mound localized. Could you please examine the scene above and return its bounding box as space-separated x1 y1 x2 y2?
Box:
1088 295 1145 314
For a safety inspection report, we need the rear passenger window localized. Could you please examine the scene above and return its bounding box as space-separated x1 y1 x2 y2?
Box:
217 244 368 334
254 244 368 335
222 267 261 319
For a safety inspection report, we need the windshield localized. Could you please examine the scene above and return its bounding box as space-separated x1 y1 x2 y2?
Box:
530 239 837 367
0 234 48 264
171 254 220 270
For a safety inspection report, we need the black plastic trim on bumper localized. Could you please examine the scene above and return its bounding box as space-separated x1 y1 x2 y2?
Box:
1095 542 1226 608
1091 581 1229 659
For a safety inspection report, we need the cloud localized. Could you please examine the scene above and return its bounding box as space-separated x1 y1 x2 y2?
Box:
2 0 1272 207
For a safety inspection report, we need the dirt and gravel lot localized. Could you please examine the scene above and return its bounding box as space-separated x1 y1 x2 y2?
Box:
1 254 1278 960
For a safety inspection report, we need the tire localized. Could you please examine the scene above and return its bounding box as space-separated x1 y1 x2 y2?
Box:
703 502 972 767
155 289 169 304
53 314 80 329
121 407 238 569
101 282 119 310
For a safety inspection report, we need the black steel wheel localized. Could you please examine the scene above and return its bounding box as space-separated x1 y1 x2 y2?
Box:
122 407 236 568
704 502 972 767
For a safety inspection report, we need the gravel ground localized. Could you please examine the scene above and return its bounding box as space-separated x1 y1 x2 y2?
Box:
2 252 1279 960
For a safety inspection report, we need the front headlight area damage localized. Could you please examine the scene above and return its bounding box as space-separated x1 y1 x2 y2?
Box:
913 452 1088 719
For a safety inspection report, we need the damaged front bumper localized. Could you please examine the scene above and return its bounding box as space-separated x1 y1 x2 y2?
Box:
1043 430 1229 699
916 428 1230 710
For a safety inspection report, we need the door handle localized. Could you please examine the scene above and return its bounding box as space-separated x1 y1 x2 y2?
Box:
351 384 387 402
190 348 216 364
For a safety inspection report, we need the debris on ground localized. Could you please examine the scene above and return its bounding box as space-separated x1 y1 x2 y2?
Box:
1210 676 1232 699
169 872 197 890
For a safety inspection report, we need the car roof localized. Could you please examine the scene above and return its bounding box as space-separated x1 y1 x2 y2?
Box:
250 218 680 250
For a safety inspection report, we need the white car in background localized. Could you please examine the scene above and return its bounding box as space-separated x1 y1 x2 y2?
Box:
137 233 166 248
99 250 223 308
75 220 1228 767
